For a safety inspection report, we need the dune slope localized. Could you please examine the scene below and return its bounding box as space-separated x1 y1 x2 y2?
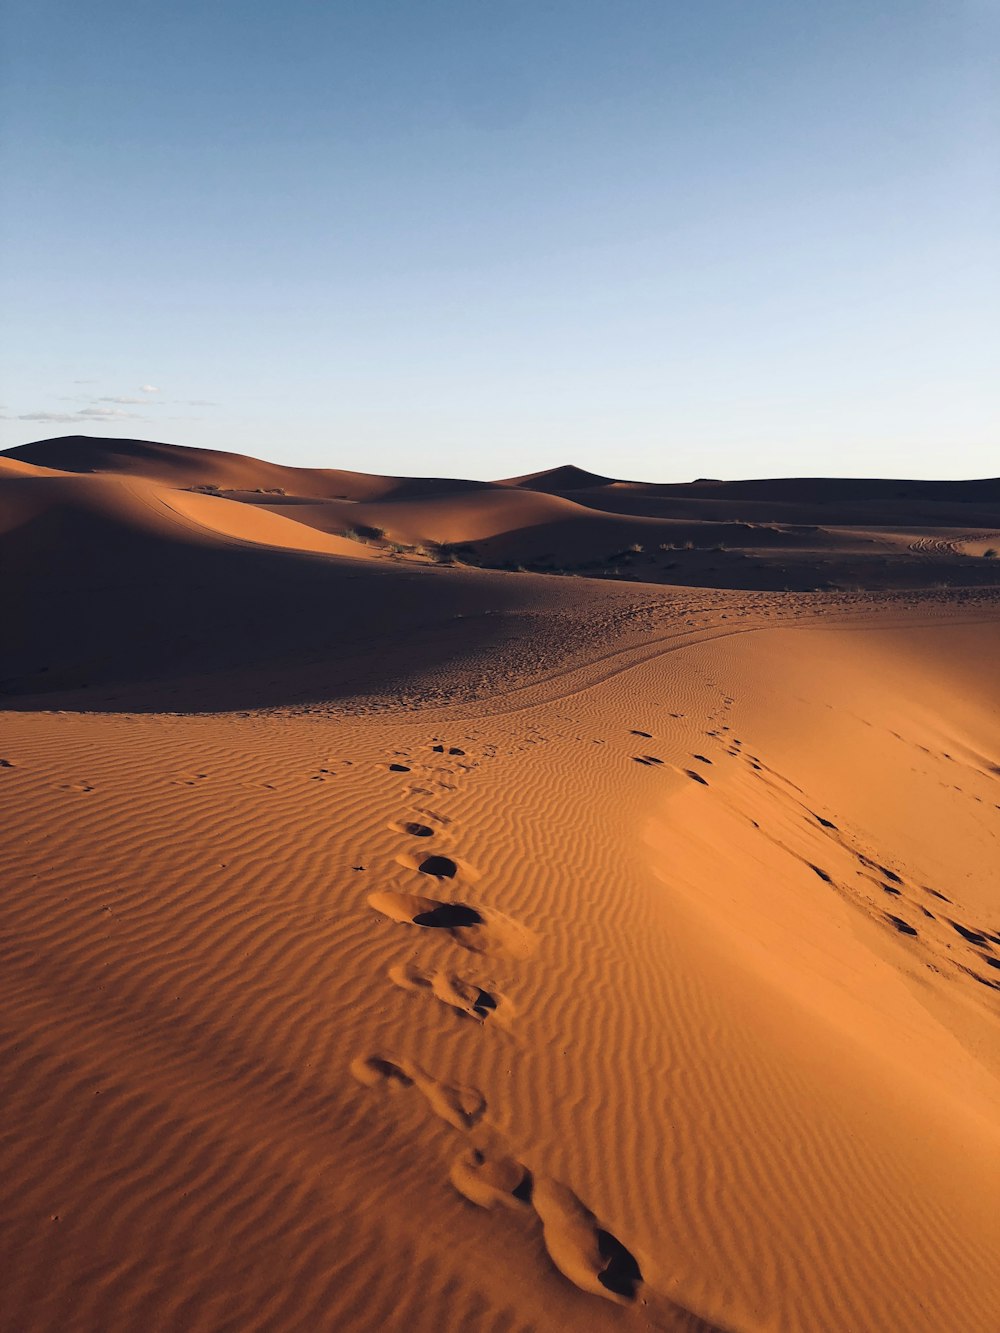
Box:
1 436 997 1332
1 597 998 1332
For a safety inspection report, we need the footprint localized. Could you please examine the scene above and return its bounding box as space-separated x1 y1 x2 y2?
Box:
630 730 653 738
450 1146 533 1210
532 1178 643 1304
389 963 509 1026
451 1154 643 1306
633 755 664 767
685 770 708 785
369 890 537 959
395 851 477 880
946 920 989 946
887 915 918 937
691 754 713 765
388 763 411 773
389 820 436 838
350 1054 486 1131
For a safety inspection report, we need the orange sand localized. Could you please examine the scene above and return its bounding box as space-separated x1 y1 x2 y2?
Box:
1 436 998 1332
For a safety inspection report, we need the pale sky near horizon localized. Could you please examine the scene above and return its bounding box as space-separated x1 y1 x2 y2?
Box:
1 1 997 481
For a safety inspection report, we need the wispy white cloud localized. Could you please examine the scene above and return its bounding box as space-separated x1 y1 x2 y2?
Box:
79 406 142 419
18 406 144 423
185 399 217 407
17 412 82 423
140 384 160 393
98 395 149 404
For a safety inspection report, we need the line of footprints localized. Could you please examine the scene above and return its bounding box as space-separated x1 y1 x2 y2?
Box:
352 740 644 1307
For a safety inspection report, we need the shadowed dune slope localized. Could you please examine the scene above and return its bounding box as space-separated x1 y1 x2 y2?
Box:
0 469 585 711
4 437 998 592
3 435 497 503
499 463 616 491
0 472 375 558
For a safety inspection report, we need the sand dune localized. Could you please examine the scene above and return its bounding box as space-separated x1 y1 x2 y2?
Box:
1 435 998 1332
500 462 617 491
7 435 999 593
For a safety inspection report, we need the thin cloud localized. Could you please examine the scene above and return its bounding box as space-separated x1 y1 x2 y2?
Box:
98 395 149 404
185 399 217 407
78 406 142 419
18 406 144 423
140 384 160 393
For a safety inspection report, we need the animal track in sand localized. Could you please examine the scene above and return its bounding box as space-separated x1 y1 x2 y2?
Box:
633 755 664 766
388 963 507 1025
450 1149 643 1305
630 729 653 738
685 770 708 785
368 890 537 959
350 1054 486 1130
387 763 411 772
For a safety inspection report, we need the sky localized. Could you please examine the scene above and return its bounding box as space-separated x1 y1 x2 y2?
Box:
1 1 997 481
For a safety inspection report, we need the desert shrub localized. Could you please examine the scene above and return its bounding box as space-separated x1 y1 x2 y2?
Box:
345 524 385 544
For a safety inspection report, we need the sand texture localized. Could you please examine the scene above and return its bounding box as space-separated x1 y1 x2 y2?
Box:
1 436 998 1332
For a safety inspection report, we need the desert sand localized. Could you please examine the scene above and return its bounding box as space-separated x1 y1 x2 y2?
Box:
1 435 998 1332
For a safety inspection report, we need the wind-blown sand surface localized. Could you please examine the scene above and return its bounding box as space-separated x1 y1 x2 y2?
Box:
2 437 998 1332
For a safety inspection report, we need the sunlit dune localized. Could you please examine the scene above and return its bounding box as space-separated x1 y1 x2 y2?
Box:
1 435 997 1332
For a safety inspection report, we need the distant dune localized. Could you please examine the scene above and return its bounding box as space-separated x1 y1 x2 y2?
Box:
1 434 998 1332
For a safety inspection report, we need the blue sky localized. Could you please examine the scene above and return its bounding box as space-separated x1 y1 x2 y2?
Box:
1 1 997 480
